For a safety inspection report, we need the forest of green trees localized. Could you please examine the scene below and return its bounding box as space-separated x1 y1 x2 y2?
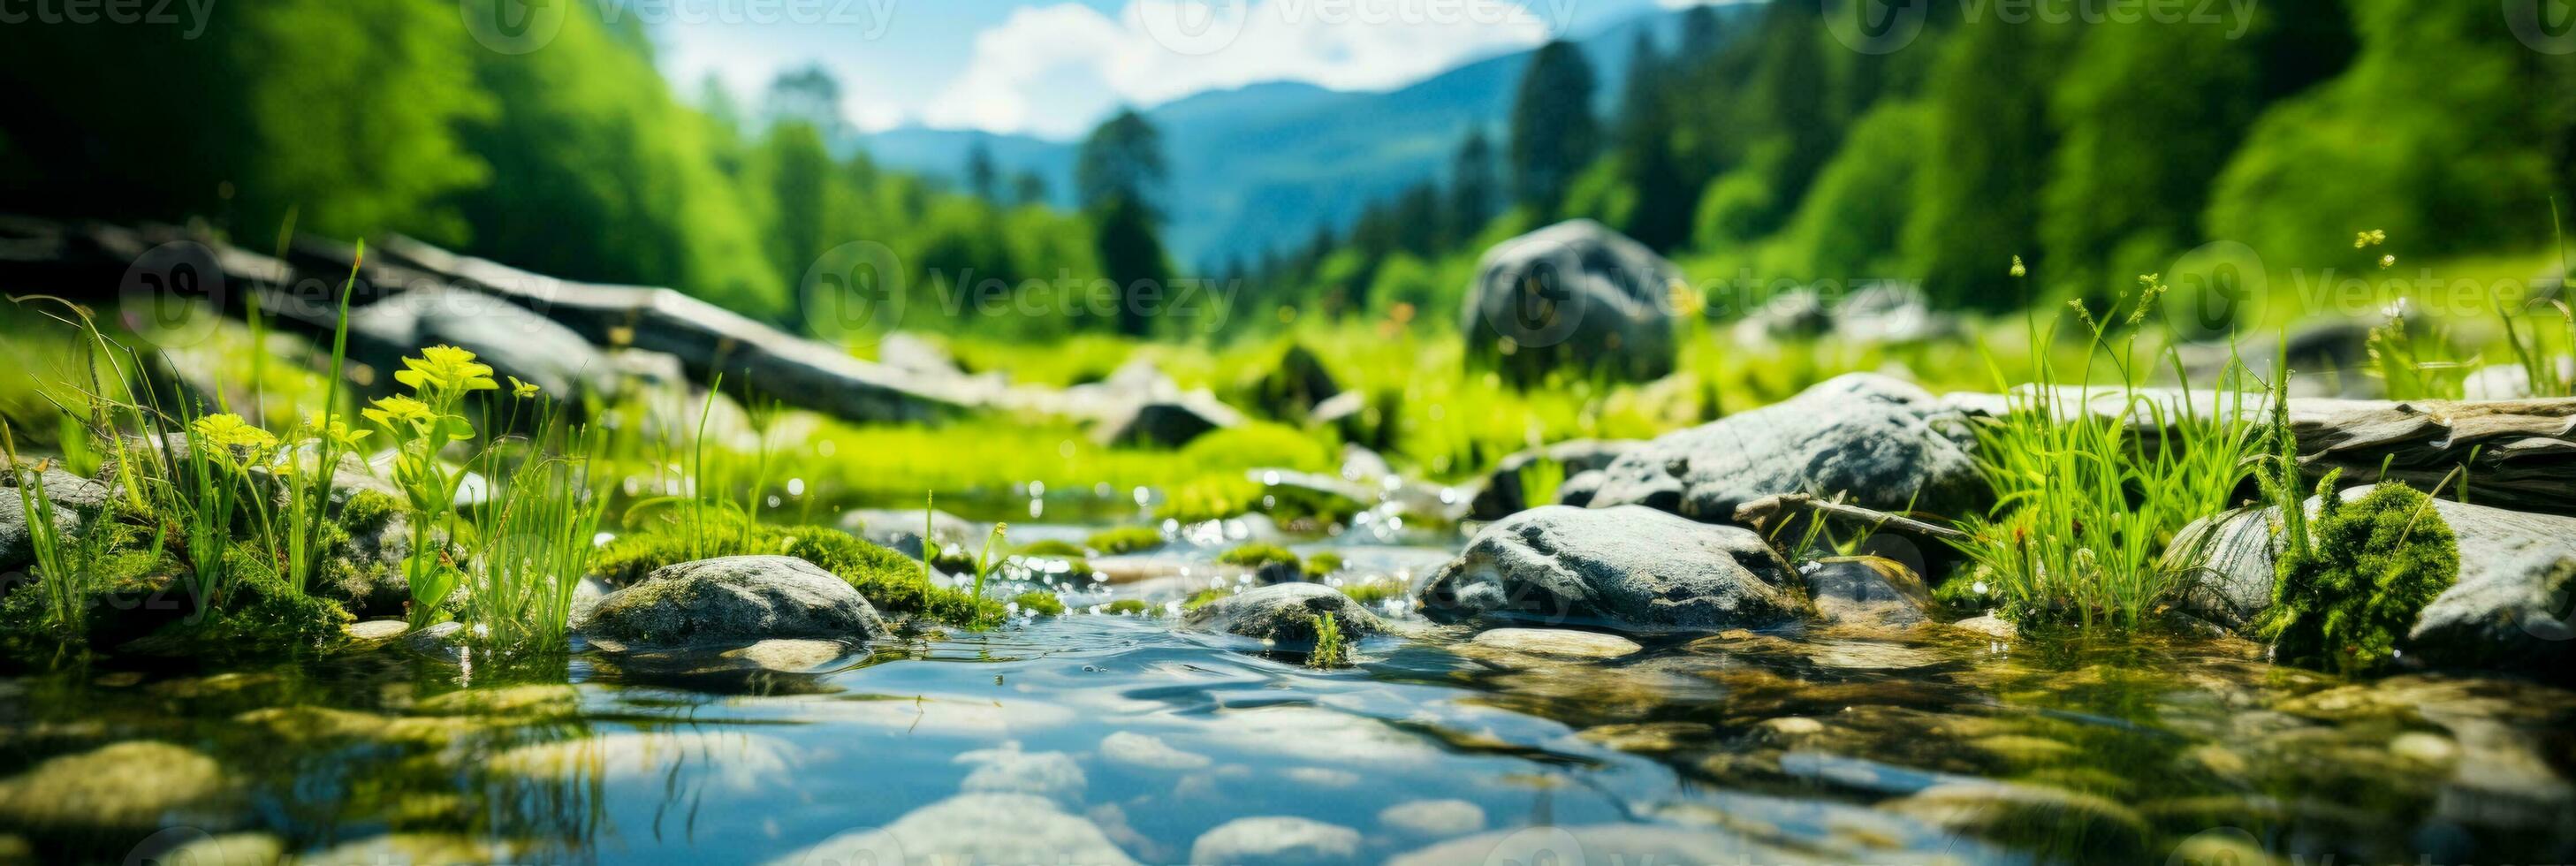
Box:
3 0 2570 344
1263 0 2576 332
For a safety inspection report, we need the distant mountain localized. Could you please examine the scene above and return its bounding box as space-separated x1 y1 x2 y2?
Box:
855 5 1750 268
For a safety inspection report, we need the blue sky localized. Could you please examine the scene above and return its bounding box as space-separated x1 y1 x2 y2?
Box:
647 0 1706 141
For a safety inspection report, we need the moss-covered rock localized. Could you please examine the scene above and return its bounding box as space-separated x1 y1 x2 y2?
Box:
2260 481 2458 673
309 489 414 619
1181 582 1386 646
580 555 892 648
1218 543 1303 584
0 741 234 835
596 513 1002 626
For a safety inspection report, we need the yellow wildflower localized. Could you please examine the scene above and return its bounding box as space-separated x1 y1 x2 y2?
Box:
302 412 372 449
2009 255 2027 278
509 376 542 399
2355 230 2388 249
190 413 278 453
361 395 437 431
393 345 498 393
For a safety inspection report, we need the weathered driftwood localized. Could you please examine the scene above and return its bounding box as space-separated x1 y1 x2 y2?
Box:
366 235 978 422
1733 492 1971 543
1941 387 2576 515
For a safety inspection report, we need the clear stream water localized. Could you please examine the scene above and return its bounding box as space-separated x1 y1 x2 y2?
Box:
4 525 2573 865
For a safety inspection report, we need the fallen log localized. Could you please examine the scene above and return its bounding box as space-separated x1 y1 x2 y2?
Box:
1941 387 2576 515
0 216 983 424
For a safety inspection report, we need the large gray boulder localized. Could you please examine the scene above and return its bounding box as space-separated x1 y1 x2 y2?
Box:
2164 491 2576 676
1417 505 1807 633
1583 373 1984 523
1182 582 1385 646
579 555 890 647
1462 219 1678 386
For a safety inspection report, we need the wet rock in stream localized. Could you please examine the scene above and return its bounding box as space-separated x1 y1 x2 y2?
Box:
578 555 891 648
1581 373 1986 523
1180 582 1385 645
2166 490 2576 677
774 793 1137 866
1189 816 1362 865
0 741 235 836
1418 505 1806 632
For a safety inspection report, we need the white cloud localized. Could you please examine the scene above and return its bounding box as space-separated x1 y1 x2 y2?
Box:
924 0 1562 139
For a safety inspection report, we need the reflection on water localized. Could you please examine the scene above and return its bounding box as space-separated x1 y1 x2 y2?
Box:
4 566 2574 863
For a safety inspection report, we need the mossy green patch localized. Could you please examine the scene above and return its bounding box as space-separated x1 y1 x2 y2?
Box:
597 513 1005 626
1158 475 1264 524
1016 539 1088 558
1182 588 1230 612
1216 543 1299 570
1085 525 1166 555
1012 590 1065 617
2259 480 2459 673
1302 551 1343 579
1337 579 1405 606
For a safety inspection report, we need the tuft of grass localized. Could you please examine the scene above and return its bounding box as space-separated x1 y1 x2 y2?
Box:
1306 612 1350 669
1516 457 1567 511
4 425 87 634
969 521 1008 603
463 416 609 652
1949 277 2268 630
